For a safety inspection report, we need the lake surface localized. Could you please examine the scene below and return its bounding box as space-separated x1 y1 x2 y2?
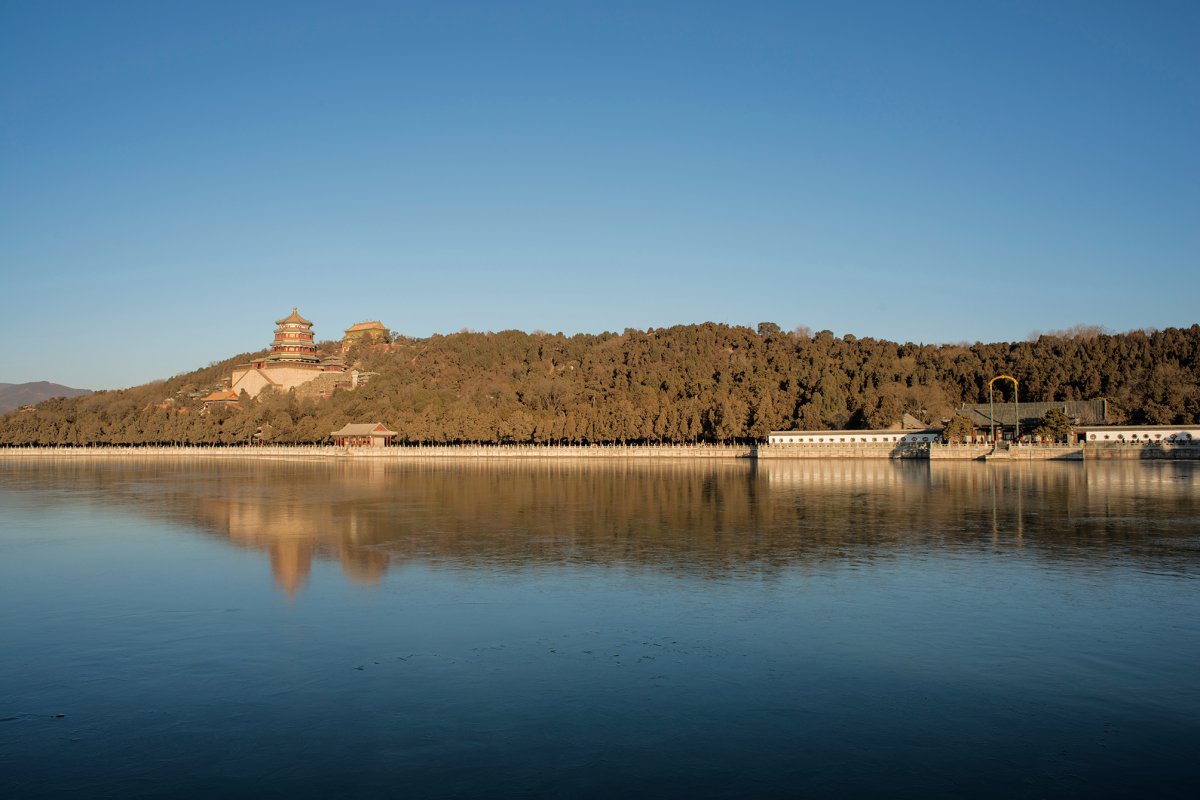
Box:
2 458 1198 798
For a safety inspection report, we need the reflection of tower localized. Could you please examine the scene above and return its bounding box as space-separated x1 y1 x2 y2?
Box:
270 540 314 599
200 493 392 598
265 307 321 364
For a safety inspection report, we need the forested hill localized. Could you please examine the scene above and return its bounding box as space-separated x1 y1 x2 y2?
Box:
2 324 1198 446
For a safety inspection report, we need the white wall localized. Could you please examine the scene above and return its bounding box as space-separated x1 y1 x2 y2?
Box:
1080 426 1199 443
767 431 936 445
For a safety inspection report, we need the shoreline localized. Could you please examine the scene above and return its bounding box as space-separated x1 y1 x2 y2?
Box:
0 444 754 460
1 443 1197 461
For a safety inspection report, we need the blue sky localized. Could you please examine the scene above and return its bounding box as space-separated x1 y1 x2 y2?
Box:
2 0 1197 389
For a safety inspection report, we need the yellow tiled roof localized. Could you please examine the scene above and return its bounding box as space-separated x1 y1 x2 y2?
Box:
276 307 313 326
345 321 387 332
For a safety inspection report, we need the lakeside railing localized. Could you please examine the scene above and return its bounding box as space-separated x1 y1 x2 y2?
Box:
0 442 756 457
1 441 1196 459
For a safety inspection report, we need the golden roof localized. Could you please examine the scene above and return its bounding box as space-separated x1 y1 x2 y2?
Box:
345 320 387 332
276 307 313 326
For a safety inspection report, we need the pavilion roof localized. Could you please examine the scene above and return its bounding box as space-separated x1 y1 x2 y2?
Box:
331 422 398 437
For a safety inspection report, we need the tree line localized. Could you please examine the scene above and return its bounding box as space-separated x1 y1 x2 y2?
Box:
2 323 1198 446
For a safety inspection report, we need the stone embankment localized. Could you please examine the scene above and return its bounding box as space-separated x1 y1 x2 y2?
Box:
1 442 1195 461
755 443 927 459
0 443 754 460
930 444 1083 461
929 443 1200 461
1083 443 1200 460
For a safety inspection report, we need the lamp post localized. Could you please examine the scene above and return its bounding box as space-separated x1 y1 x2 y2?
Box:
989 383 995 445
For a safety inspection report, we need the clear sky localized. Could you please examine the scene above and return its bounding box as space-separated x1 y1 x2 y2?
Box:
2 0 1197 389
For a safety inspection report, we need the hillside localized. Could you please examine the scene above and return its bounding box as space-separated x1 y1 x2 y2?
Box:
0 382 92 414
1 323 1198 446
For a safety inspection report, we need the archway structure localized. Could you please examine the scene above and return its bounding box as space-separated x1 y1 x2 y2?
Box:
988 375 1020 444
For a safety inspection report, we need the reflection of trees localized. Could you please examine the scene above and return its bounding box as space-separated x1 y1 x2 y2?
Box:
3 458 1197 596
0 458 395 598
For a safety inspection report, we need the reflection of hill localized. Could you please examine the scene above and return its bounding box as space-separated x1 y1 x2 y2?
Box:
198 495 388 597
3 458 1197 595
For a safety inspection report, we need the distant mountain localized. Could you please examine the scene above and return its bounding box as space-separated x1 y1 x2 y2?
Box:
0 382 92 414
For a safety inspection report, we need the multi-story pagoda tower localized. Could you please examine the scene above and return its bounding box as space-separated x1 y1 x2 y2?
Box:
228 307 348 399
265 307 321 364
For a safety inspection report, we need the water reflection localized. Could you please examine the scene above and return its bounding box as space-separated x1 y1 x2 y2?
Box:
1 458 1197 596
199 490 389 596
4 457 1200 799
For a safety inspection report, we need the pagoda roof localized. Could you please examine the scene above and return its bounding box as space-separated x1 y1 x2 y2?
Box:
201 390 239 403
276 307 313 326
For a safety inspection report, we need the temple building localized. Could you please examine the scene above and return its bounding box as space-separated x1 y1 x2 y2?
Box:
952 399 1109 443
230 308 349 399
342 320 390 352
199 389 240 408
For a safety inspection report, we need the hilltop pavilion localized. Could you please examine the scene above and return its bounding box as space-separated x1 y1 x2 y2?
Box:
341 320 390 352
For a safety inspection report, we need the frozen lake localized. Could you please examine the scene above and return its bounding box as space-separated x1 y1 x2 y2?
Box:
2 458 1198 797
